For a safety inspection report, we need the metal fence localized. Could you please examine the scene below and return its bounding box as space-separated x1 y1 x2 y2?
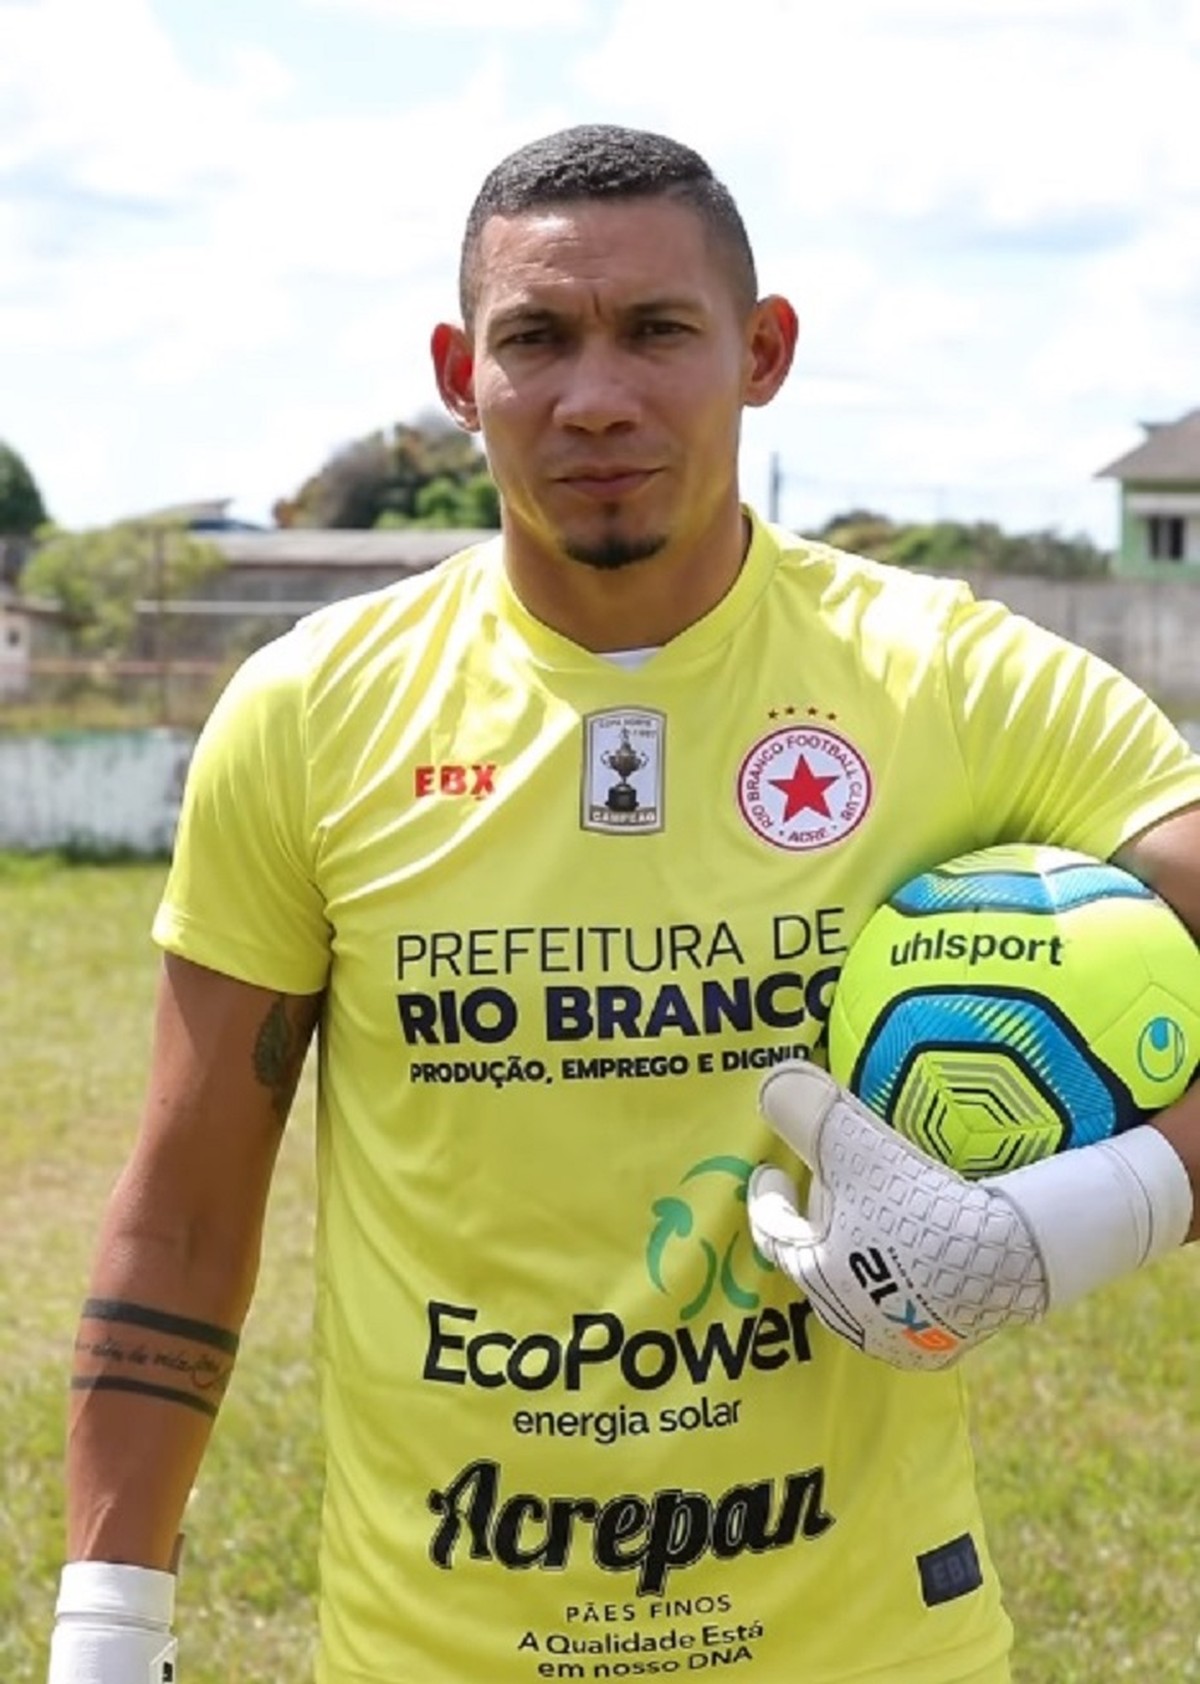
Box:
0 657 234 731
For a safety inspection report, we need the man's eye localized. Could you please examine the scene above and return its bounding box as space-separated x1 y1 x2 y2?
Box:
635 319 691 338
501 327 555 347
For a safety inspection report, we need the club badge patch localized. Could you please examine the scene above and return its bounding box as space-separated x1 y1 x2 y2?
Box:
581 709 665 834
737 724 872 852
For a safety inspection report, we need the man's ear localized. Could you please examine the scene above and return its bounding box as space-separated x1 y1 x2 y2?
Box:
743 295 799 410
431 322 479 431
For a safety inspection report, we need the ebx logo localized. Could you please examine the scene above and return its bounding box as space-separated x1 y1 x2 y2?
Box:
414 763 497 799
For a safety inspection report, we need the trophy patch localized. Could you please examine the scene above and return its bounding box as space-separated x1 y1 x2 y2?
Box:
581 709 665 834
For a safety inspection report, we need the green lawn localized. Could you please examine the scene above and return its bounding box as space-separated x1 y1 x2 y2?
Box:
1 858 321 1682
3 859 1198 1682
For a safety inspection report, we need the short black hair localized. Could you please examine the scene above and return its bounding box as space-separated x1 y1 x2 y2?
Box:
458 123 759 324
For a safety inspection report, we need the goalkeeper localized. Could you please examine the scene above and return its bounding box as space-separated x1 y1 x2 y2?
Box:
47 122 1200 1684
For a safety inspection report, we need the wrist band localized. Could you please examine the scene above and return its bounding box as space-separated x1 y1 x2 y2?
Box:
56 1560 176 1626
988 1125 1193 1310
49 1564 178 1684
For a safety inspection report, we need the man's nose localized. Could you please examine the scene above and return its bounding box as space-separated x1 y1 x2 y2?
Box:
553 341 642 432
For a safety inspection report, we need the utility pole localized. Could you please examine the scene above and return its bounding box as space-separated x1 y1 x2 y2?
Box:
151 522 168 725
768 451 782 523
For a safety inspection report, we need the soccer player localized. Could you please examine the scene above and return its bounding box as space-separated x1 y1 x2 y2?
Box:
48 124 1200 1684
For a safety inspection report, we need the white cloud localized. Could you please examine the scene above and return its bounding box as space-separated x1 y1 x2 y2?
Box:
577 0 1200 230
1025 206 1200 407
0 0 279 200
565 0 1200 538
303 0 587 25
2 0 1198 536
0 2 565 517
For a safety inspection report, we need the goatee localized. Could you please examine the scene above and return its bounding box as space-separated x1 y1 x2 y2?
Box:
563 531 668 571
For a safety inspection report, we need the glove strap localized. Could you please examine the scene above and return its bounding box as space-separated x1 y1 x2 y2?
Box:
987 1125 1193 1309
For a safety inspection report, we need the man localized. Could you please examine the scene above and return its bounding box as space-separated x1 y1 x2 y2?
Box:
48 124 1200 1684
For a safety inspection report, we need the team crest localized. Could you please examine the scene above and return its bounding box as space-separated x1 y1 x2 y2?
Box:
581 709 665 833
737 724 872 852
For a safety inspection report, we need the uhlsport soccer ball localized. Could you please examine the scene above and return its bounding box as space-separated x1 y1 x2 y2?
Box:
828 843 1200 1178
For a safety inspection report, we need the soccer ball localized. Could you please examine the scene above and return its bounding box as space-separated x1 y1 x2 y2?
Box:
828 842 1200 1178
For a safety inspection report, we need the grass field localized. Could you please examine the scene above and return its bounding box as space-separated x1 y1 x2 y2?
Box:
3 858 1199 1682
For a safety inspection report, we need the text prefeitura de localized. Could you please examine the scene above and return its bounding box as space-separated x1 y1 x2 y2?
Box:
395 913 849 983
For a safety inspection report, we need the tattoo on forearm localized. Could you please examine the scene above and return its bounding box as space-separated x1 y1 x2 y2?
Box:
253 994 314 1121
71 1376 222 1418
81 1298 240 1354
71 1298 239 1420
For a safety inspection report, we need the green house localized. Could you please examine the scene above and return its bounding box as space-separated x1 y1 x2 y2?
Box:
1097 408 1200 575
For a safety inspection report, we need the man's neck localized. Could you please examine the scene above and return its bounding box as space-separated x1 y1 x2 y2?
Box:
502 508 751 653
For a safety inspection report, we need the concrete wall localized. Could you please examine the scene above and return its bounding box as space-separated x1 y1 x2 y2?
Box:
1 577 1197 855
171 570 1200 706
4 720 1197 858
0 729 194 854
21 565 1197 701
953 573 1200 705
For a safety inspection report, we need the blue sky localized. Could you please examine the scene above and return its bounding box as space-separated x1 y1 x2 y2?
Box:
2 0 1198 542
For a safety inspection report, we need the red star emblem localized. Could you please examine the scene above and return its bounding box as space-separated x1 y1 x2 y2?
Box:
769 754 839 822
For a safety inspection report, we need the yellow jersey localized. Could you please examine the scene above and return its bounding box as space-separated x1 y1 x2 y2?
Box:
154 513 1200 1683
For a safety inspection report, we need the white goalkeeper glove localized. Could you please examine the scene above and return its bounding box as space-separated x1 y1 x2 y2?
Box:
48 1562 177 1683
747 1060 1193 1372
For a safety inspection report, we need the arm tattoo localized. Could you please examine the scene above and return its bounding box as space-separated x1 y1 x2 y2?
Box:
81 1298 239 1354
253 993 316 1121
71 1376 222 1418
71 1298 239 1420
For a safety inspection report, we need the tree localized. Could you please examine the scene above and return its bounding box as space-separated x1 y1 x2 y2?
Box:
21 519 224 658
376 471 501 531
275 415 499 530
0 439 48 534
808 510 1110 578
811 510 900 561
